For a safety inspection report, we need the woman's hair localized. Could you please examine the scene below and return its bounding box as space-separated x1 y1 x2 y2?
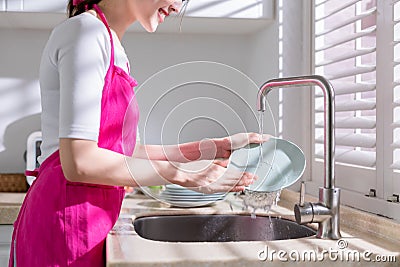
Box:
67 0 102 18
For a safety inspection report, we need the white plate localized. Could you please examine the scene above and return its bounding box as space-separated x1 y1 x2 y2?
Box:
165 199 224 207
160 193 225 200
159 195 225 202
165 184 189 190
227 137 306 192
162 190 224 197
140 185 227 207
165 184 219 193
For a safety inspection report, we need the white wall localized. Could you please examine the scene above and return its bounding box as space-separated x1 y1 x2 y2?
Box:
0 28 46 173
0 20 279 173
123 29 279 146
245 23 279 135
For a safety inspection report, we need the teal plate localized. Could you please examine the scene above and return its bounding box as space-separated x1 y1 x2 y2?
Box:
227 137 306 192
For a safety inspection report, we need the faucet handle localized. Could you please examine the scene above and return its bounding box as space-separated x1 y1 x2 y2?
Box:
299 181 306 207
294 182 313 225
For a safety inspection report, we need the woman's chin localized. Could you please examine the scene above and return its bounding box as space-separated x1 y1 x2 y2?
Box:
141 22 159 33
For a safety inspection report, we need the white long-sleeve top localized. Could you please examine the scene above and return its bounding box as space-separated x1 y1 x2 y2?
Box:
38 12 131 164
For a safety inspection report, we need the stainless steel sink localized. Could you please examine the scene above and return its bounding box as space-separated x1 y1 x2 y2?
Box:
133 214 315 242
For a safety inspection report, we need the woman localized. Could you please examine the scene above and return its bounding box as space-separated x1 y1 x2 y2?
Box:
9 0 267 266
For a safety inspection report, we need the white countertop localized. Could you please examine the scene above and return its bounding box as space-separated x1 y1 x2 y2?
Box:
1 191 398 266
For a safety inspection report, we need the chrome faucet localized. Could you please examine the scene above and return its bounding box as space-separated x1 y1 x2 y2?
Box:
257 75 341 239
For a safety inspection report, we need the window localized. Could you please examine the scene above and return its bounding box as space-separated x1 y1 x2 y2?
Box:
311 0 400 220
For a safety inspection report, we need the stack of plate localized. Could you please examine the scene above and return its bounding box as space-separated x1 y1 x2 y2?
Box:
159 184 226 207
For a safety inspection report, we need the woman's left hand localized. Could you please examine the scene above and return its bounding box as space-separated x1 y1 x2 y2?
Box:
216 133 271 159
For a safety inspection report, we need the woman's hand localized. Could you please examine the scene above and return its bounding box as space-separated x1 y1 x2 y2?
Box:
216 133 271 159
172 159 257 194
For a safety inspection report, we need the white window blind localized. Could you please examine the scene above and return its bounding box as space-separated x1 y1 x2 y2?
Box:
314 0 377 168
311 0 400 220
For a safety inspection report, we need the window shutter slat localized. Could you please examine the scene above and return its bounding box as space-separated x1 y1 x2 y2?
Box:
316 7 376 37
316 48 376 67
316 133 376 148
315 26 376 52
393 99 400 107
316 99 375 112
316 117 376 129
315 81 376 96
336 149 376 167
391 141 400 149
393 79 400 86
391 121 400 128
391 161 400 169
315 0 360 21
316 148 376 167
325 65 376 80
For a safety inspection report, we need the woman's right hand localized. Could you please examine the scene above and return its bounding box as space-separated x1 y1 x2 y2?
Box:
172 159 257 194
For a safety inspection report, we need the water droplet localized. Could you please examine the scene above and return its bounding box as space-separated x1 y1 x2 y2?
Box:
240 190 282 220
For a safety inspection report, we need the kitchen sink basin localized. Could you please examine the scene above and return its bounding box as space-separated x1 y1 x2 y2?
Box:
133 214 315 242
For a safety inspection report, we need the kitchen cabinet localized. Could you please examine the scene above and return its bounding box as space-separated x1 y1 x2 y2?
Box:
0 225 13 267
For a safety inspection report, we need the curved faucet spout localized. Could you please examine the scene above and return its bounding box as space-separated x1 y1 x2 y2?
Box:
257 75 340 239
257 75 335 189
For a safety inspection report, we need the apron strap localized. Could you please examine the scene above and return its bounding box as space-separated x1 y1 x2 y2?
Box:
92 4 115 66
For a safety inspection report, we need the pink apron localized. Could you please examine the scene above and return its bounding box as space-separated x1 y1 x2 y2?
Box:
9 4 139 267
